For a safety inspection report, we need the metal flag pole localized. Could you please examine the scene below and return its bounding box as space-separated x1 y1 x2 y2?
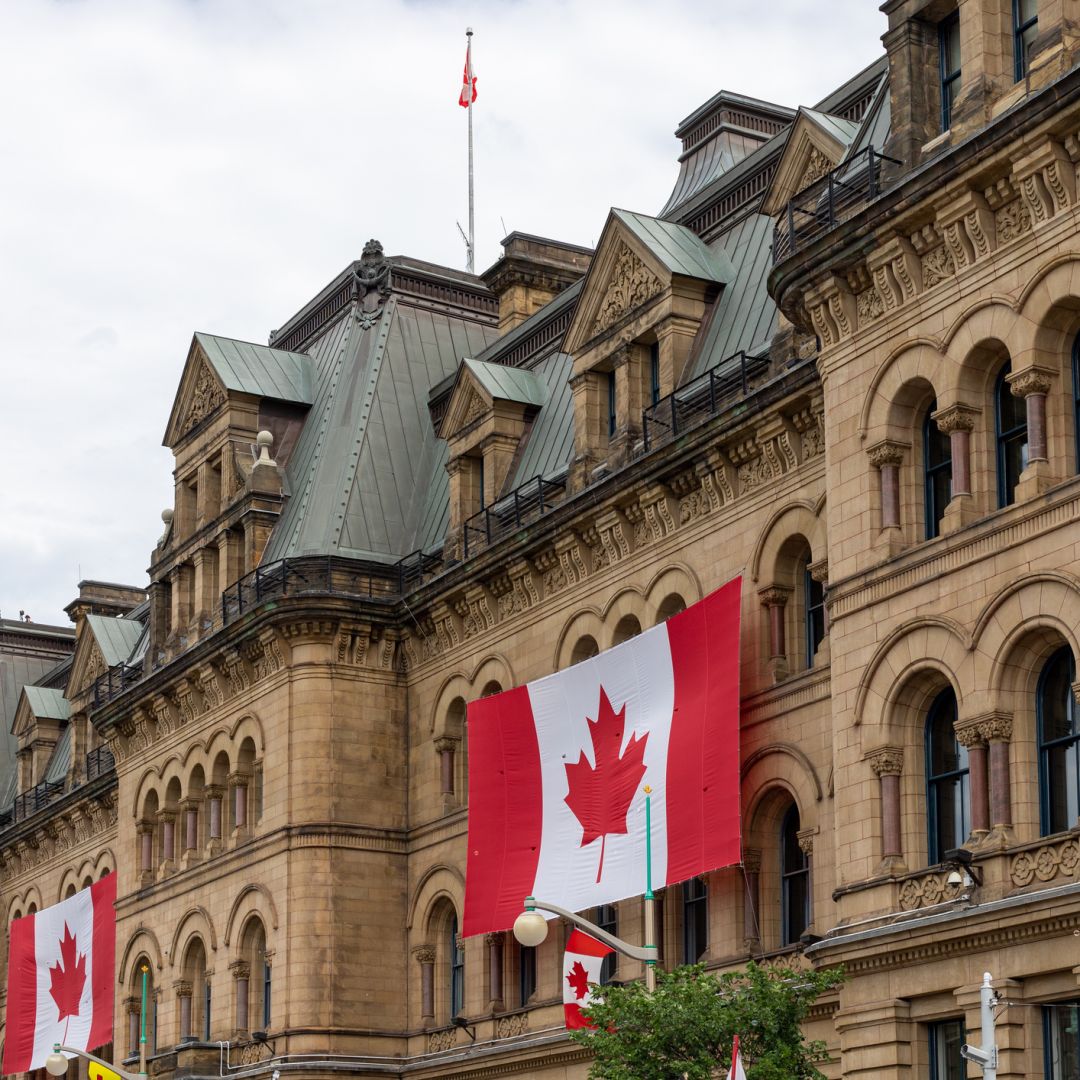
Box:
139 962 148 1077
643 784 657 992
466 26 475 274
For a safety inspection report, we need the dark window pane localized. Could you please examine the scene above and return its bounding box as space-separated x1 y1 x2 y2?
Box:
607 371 617 438
1044 1001 1080 1080
925 401 953 538
804 563 825 666
649 343 661 407
682 878 707 962
1072 332 1080 471
996 365 1028 507
518 945 536 1007
595 904 617 984
1040 649 1080 835
780 804 809 945
929 1019 966 1080
926 690 969 861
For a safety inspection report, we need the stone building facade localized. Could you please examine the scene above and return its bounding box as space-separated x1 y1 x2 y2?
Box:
5 2 1080 1077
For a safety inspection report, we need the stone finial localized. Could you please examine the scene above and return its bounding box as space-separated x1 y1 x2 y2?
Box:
255 430 276 467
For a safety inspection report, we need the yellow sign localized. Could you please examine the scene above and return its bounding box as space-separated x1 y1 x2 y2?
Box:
88 1061 125 1080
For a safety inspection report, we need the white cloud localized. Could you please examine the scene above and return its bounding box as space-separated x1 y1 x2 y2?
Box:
0 0 883 624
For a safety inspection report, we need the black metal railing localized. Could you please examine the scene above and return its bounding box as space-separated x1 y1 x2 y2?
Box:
92 662 143 708
12 779 65 824
462 474 567 560
86 746 116 781
773 146 901 260
641 350 771 454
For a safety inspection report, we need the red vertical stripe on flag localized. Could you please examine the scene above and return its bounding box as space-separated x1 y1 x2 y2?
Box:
3 911 37 1073
464 686 543 936
664 576 742 883
87 873 117 1051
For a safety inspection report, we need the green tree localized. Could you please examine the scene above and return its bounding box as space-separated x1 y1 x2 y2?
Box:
568 961 844 1080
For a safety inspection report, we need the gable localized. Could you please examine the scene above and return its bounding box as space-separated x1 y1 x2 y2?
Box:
762 108 861 216
164 338 229 447
440 367 493 441
66 631 109 701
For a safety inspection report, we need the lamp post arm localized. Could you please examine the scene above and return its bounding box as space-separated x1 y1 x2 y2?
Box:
49 1045 144 1080
525 897 656 962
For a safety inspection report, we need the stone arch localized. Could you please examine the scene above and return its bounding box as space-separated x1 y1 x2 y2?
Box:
430 672 472 736
554 607 605 671
20 884 43 917
407 863 465 932
119 926 166 982
643 563 702 626
854 616 969 743
740 743 823 803
749 501 825 584
229 712 266 754
603 587 647 648
131 765 166 820
169 906 218 966
860 340 950 443
224 883 280 946
468 653 513 697
205 729 236 778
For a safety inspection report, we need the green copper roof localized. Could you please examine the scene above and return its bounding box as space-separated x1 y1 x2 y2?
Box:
611 209 735 283
194 332 314 405
85 614 143 667
462 358 547 407
22 686 71 721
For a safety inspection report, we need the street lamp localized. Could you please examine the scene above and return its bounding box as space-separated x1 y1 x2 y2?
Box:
513 896 658 991
45 1044 142 1080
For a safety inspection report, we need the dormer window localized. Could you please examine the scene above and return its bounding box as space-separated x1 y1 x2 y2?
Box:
939 13 961 130
1013 0 1038 80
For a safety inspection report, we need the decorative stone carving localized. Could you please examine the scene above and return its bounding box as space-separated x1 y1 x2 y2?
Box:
1008 368 1054 399
462 388 487 427
185 361 226 434
798 147 833 190
352 239 391 300
920 244 955 288
455 586 495 639
866 440 906 470
592 243 663 336
428 1030 456 1053
898 870 964 911
222 649 252 694
995 198 1032 244
496 1012 529 1038
867 746 904 777
1011 837 1080 887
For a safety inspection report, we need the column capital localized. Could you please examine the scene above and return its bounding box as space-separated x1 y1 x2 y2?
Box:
434 736 460 754
974 710 1013 743
483 931 505 948
173 979 193 998
867 745 904 777
866 439 909 469
758 585 793 609
229 961 251 980
156 809 176 825
227 770 250 786
954 716 988 749
797 826 817 855
742 848 762 874
1007 365 1055 398
204 784 225 799
180 796 201 812
412 945 436 965
807 556 829 585
932 402 979 433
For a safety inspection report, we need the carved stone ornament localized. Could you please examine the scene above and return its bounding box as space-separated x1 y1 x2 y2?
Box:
1008 367 1054 399
353 239 391 300
920 244 955 289
867 746 904 777
898 870 963 911
496 1012 529 1038
1011 836 1080 887
856 286 885 326
994 198 1032 244
462 387 487 426
933 402 978 434
592 242 663 336
866 440 907 470
798 147 834 191
412 944 436 965
185 360 226 434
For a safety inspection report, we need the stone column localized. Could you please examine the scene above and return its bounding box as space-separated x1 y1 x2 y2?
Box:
1008 367 1056 498
175 981 193 1041
868 747 905 872
933 403 979 532
797 831 815 928
758 586 791 683
138 821 154 885
229 772 249 833
205 786 224 854
868 441 907 556
742 849 761 951
981 713 1014 842
158 810 176 868
413 946 436 1025
954 720 990 842
434 737 458 796
231 962 250 1035
181 798 199 852
485 932 504 1012
125 997 140 1056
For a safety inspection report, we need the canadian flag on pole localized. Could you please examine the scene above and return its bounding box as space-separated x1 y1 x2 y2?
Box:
3 874 116 1073
463 577 741 936
727 1034 748 1080
562 929 615 1030
458 38 477 108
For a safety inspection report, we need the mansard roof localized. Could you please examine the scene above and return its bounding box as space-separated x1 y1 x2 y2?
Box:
260 255 500 565
463 359 547 408
85 614 143 668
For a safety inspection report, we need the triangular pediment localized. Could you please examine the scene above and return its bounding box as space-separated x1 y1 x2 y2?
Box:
439 359 547 442
13 687 70 740
163 337 228 448
564 209 733 355
440 367 493 440
66 628 110 701
762 108 861 216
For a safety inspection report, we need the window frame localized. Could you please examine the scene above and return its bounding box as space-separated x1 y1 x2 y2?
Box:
925 688 969 863
1072 331 1080 472
995 364 1027 508
939 12 961 131
517 943 537 1007
449 914 465 1019
262 958 272 1029
780 804 810 946
681 877 708 963
803 561 825 667
924 399 952 539
607 370 617 439
649 342 661 408
594 904 618 984
1013 0 1039 81
928 1017 966 1080
1038 647 1080 836
1043 1000 1080 1079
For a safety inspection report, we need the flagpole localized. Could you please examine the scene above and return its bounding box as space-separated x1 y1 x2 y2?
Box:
466 26 475 274
643 785 657 992
139 963 148 1077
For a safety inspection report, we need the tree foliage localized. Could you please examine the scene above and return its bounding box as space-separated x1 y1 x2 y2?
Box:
568 961 844 1080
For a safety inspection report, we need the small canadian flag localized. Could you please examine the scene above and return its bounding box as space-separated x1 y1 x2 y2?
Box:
727 1034 748 1080
562 929 615 1030
3 875 116 1073
458 38 477 108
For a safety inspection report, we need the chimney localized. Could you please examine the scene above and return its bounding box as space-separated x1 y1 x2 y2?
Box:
481 232 592 333
64 579 148 629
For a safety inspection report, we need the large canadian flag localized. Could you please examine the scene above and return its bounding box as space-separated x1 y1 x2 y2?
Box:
464 577 741 936
562 929 615 1030
3 874 116 1074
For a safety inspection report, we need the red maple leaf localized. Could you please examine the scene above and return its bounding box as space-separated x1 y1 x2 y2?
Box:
566 960 591 1000
48 923 86 1026
564 687 648 882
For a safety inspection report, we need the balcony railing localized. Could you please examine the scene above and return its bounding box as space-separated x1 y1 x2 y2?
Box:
640 349 771 454
11 779 65 824
772 146 901 261
86 745 116 781
462 474 567 561
92 661 143 708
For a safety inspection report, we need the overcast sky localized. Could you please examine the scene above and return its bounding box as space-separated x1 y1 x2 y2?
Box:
0 0 883 627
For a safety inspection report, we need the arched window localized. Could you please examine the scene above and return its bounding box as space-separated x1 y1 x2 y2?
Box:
1073 332 1080 472
780 805 809 946
925 689 969 862
996 363 1027 507
181 938 209 1041
924 399 952 538
241 919 269 1033
594 904 617 984
803 557 825 666
681 877 707 963
1038 648 1079 836
449 914 464 1019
